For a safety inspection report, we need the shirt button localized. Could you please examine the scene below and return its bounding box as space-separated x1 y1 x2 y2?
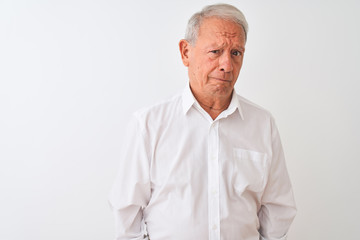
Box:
212 224 217 230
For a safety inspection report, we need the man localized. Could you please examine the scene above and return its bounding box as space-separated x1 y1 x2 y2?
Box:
109 3 296 240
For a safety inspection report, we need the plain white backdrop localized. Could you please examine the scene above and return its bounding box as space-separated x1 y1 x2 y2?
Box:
1 0 359 239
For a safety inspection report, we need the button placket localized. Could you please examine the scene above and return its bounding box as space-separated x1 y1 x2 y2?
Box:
208 121 220 240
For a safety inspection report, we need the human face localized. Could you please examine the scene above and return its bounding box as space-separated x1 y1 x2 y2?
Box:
180 17 246 100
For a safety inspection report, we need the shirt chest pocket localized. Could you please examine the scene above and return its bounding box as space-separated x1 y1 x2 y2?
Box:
232 148 269 193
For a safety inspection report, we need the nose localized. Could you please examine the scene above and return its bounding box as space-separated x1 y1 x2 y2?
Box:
219 52 233 72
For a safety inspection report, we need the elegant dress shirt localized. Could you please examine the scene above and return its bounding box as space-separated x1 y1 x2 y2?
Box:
109 85 296 240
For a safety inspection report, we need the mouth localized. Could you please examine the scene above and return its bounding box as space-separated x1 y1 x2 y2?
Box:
210 77 232 83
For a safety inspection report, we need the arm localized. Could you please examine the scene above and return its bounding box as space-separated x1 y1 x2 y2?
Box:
108 114 151 240
258 117 297 240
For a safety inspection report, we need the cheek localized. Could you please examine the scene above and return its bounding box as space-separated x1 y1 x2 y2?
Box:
203 61 218 75
195 62 210 76
234 60 243 72
191 56 218 81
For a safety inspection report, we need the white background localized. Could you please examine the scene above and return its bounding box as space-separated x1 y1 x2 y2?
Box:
1 0 359 239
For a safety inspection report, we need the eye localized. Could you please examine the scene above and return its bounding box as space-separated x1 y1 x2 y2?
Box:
209 50 220 54
232 50 242 57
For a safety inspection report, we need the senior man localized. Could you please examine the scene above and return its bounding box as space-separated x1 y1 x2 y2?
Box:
109 3 296 240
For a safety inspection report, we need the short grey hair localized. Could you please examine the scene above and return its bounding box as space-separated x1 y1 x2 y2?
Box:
185 3 249 45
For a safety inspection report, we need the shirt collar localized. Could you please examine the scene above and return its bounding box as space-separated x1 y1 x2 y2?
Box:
181 84 244 120
182 84 196 115
226 89 244 120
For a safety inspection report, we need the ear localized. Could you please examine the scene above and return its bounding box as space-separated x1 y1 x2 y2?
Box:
179 39 191 67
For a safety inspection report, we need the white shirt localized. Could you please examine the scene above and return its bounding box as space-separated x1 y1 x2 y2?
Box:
109 85 296 240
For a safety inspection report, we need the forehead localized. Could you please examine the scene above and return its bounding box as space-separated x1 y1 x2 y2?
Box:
197 17 245 44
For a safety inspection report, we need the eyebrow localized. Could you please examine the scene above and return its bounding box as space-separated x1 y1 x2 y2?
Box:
206 43 245 51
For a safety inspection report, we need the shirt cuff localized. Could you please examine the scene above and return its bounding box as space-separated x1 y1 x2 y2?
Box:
260 234 287 240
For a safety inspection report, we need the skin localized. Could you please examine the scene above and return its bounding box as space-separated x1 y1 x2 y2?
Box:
179 17 246 120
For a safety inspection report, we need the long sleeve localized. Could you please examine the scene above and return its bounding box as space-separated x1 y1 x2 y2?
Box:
108 114 151 240
258 117 297 240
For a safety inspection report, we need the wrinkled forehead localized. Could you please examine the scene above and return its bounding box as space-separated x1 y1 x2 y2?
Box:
215 31 240 39
197 17 246 44
198 17 245 40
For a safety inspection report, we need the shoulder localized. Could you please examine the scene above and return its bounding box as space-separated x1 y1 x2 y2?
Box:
133 92 183 123
236 93 275 121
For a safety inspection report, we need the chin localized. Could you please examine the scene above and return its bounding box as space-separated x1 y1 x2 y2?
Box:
211 86 233 97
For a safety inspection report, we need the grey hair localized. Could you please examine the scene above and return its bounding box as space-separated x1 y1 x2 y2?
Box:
185 3 249 45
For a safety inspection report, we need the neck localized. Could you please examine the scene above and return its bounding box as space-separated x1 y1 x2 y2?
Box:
191 88 233 120
197 99 230 111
